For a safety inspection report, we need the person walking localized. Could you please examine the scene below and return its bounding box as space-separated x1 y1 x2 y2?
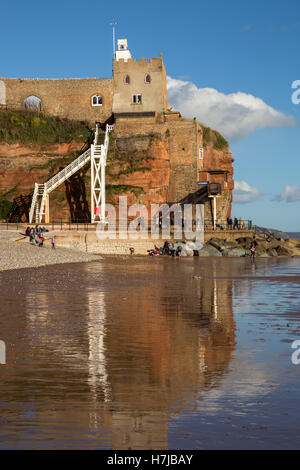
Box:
51 235 56 250
250 236 258 263
227 217 233 230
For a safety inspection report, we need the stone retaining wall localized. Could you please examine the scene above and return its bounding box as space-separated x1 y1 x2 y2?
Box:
42 229 255 256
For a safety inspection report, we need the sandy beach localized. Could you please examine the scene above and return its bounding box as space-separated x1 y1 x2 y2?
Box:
0 230 100 272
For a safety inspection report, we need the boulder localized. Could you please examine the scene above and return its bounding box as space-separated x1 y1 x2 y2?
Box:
222 248 248 257
198 245 222 257
276 245 294 257
185 241 197 250
267 240 285 250
180 245 194 257
255 226 290 241
194 240 205 251
256 245 269 257
223 241 240 249
207 238 226 251
267 248 278 257
236 237 253 246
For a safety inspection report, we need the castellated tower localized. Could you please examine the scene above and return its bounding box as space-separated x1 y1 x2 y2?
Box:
113 39 168 115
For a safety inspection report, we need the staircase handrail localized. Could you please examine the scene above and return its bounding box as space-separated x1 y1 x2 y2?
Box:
45 148 91 192
29 183 39 223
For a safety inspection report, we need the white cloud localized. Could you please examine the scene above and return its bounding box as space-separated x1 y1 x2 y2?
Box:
233 181 262 204
167 76 297 141
274 185 300 203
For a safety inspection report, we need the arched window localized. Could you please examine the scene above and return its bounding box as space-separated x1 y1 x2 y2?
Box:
124 75 130 84
24 95 41 112
145 74 151 84
91 94 103 107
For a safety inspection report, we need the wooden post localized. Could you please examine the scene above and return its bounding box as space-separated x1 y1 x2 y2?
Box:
45 193 50 224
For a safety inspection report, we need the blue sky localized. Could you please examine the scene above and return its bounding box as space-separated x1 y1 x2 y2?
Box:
1 0 300 230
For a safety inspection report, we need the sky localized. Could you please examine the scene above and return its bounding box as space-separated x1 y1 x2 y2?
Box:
1 0 300 231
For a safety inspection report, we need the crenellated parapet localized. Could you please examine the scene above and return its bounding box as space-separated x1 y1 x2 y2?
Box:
112 53 168 114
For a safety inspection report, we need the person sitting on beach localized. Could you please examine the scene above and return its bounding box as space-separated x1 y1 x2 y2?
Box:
176 246 182 257
25 227 31 236
170 246 177 258
38 233 44 247
162 241 170 255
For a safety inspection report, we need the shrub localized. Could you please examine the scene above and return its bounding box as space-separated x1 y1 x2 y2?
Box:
0 109 92 144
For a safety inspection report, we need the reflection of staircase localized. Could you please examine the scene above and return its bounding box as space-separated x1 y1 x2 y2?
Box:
29 124 114 224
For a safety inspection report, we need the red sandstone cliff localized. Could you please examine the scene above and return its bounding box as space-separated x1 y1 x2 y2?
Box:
0 113 235 223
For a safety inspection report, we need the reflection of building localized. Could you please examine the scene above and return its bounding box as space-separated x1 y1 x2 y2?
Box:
21 260 236 449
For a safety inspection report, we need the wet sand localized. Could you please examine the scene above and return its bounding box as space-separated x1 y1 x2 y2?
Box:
0 256 300 449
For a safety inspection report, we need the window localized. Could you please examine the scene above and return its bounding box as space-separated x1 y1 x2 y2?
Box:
24 95 41 112
199 147 204 160
91 94 103 107
145 74 151 84
132 94 142 104
124 75 130 84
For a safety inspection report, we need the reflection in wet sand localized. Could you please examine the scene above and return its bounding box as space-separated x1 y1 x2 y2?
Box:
0 258 237 449
0 257 299 449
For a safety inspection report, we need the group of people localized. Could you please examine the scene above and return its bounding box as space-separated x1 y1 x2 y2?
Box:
148 241 182 258
147 237 259 261
227 217 245 230
25 225 48 236
25 225 56 249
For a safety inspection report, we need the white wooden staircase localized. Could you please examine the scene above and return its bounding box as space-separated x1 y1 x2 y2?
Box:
29 124 114 224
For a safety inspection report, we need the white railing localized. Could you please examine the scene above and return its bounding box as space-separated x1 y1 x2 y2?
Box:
30 123 114 224
91 124 114 223
29 183 39 223
45 148 91 192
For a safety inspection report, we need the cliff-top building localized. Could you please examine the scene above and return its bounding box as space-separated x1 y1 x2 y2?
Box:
0 39 234 225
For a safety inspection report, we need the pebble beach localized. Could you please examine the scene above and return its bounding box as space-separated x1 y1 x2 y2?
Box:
0 231 100 272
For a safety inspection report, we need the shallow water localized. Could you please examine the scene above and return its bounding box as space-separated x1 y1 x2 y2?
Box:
0 256 300 450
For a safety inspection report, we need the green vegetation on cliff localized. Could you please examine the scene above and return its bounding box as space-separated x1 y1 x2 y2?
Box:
200 125 229 150
104 133 157 198
0 109 92 144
